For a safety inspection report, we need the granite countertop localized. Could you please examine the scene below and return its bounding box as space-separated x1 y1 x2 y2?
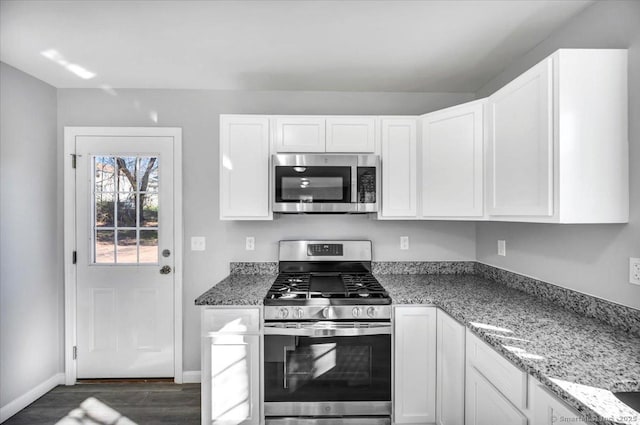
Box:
195 273 276 305
379 274 640 425
195 271 640 425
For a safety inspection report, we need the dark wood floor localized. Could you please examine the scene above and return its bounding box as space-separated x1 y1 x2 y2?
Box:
3 382 200 424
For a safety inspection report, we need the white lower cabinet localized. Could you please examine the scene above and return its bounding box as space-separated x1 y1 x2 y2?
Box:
532 381 582 424
201 307 261 425
465 365 528 425
394 306 437 424
436 310 465 425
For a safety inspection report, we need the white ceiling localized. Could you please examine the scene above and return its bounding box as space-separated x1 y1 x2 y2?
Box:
0 0 593 92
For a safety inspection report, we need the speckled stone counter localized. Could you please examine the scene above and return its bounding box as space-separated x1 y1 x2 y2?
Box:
194 273 275 305
379 274 640 425
195 266 640 425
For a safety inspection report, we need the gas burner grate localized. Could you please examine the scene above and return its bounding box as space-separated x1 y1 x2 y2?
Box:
341 273 388 298
268 273 311 296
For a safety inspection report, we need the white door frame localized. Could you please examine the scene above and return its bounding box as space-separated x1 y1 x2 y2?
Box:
63 127 183 384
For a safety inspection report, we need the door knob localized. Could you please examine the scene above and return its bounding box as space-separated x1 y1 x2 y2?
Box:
159 265 172 274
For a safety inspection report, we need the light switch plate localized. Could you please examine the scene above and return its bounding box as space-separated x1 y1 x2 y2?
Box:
191 236 206 251
498 240 506 256
400 236 409 250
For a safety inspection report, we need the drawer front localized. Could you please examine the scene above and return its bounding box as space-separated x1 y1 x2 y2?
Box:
466 331 527 409
202 307 260 334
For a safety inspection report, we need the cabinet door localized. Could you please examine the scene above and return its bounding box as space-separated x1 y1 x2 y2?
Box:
487 57 553 217
436 310 466 425
465 365 527 425
380 118 418 218
204 334 260 425
274 116 326 152
394 306 436 424
422 100 484 218
219 115 271 220
326 116 376 152
532 383 581 424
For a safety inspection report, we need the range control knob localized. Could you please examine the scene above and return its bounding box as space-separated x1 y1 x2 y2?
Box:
321 307 332 319
294 308 304 319
367 307 378 318
352 307 362 318
278 308 289 319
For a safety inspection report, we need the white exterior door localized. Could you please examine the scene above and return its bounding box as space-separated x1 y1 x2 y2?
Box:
75 135 175 378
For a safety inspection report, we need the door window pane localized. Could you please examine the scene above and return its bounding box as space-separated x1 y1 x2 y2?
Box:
116 157 138 192
138 157 158 193
141 194 158 227
117 230 137 263
139 230 158 263
95 156 116 192
117 192 137 227
95 192 115 227
92 155 160 265
95 230 115 263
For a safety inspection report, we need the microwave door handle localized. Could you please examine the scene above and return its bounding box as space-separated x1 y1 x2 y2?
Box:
264 323 392 337
351 166 358 203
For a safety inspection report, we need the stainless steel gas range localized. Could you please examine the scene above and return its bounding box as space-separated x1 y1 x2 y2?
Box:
263 240 392 425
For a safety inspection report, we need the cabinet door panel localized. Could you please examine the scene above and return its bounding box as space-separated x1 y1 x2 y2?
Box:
422 101 484 217
220 116 271 220
326 117 376 152
436 310 466 425
533 383 582 424
488 57 553 217
394 306 436 423
381 119 417 218
275 117 325 152
465 366 527 425
208 334 260 425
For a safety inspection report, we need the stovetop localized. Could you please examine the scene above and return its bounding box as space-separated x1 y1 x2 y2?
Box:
265 272 390 306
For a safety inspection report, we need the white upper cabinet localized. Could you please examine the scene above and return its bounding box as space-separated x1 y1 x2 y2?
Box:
219 115 272 220
421 99 485 219
487 49 628 223
380 118 418 218
325 116 376 152
487 57 553 218
274 116 326 152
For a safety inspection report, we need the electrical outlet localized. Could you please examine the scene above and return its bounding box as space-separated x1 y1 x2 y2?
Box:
498 240 506 256
246 237 255 251
630 257 640 285
191 236 206 251
400 236 409 250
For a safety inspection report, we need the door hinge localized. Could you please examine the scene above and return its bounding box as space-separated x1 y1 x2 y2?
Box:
71 154 77 169
72 251 77 264
73 346 77 360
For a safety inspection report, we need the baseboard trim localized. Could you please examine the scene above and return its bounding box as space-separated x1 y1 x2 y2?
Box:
182 370 201 383
0 372 65 423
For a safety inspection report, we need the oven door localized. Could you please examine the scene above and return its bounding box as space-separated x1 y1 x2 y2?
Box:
263 322 392 418
273 154 357 213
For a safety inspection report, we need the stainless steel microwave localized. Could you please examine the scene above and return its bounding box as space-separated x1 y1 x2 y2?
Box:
272 154 379 213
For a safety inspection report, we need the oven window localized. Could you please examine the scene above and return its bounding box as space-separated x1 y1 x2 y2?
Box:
281 177 343 201
264 335 391 402
275 166 351 203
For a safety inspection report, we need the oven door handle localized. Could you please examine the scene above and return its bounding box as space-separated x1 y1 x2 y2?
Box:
264 323 392 337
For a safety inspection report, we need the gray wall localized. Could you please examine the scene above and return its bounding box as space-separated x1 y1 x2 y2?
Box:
475 0 640 309
57 88 476 372
0 63 61 407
